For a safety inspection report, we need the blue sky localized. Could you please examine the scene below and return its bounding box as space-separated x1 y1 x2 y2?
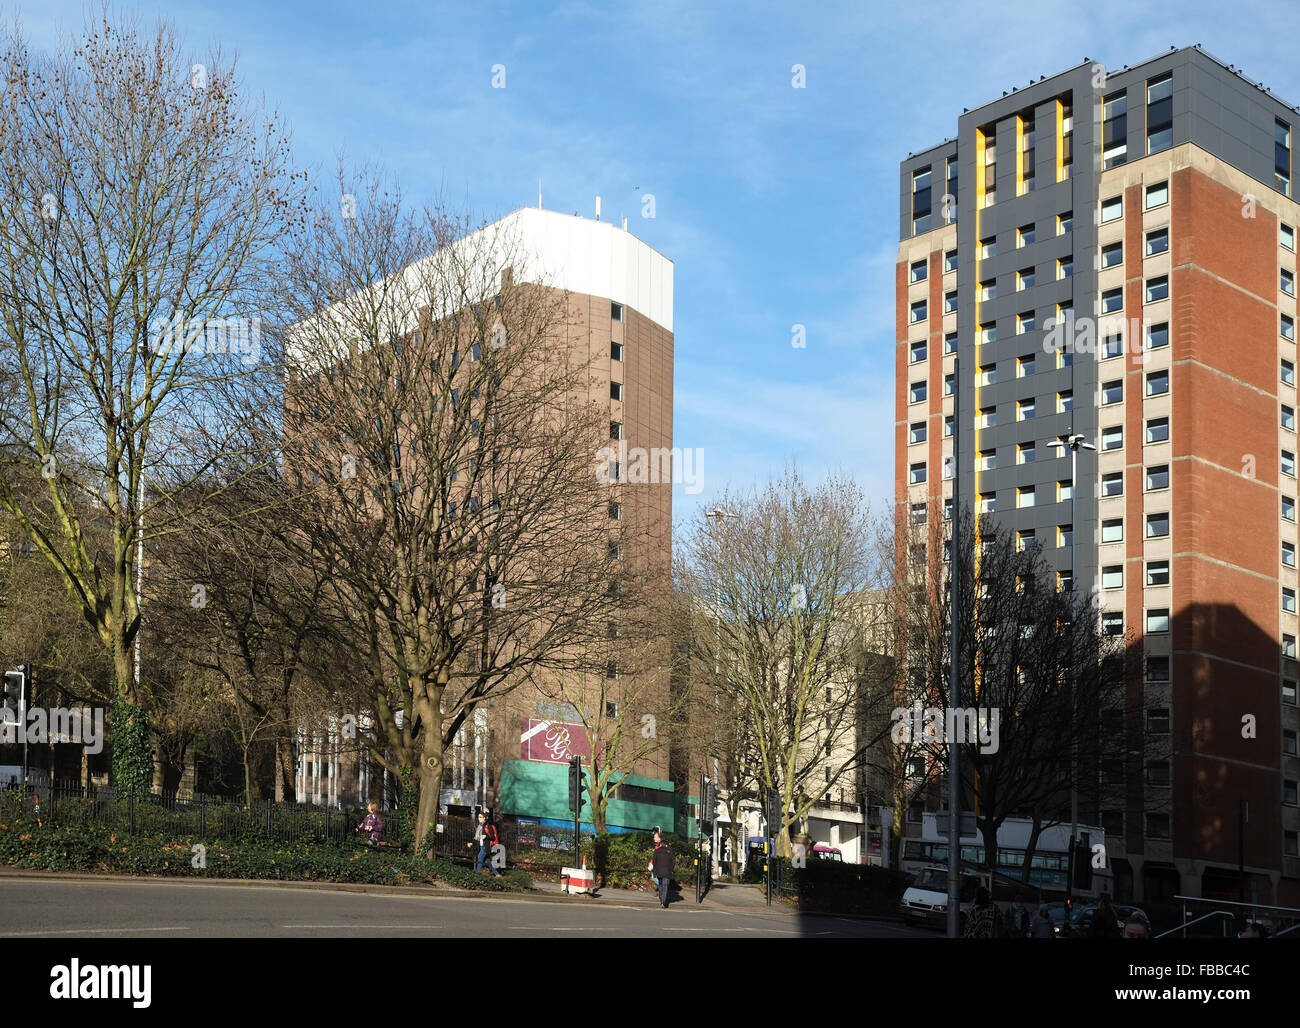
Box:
16 0 1300 525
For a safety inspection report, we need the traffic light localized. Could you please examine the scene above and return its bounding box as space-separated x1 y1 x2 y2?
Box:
702 777 717 826
2 664 29 715
1071 839 1093 891
567 755 582 813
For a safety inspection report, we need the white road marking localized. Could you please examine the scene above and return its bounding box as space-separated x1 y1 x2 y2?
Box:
282 924 444 929
0 926 189 936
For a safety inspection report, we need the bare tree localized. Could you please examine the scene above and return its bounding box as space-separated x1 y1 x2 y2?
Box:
677 468 894 858
275 175 630 849
894 506 1134 876
0 10 303 792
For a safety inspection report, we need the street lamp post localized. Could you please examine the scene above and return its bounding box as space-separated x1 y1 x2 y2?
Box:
1048 431 1095 915
705 507 739 872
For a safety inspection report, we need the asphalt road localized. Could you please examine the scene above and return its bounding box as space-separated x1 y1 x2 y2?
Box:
0 875 930 938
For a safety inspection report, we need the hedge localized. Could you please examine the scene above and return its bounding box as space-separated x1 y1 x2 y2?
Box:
0 813 530 892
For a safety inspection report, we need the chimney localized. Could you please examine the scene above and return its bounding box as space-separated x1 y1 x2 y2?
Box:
595 196 602 221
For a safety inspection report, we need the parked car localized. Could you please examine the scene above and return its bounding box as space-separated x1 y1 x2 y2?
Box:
1056 903 1148 935
812 844 843 862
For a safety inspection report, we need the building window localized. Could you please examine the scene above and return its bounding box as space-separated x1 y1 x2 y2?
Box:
910 543 926 565
1146 416 1170 443
1144 181 1170 210
909 462 926 485
1284 358 1295 385
1102 379 1123 405
1146 512 1170 538
910 259 928 283
1146 464 1169 491
1147 559 1170 586
980 322 997 344
979 449 996 471
1284 223 1296 251
611 341 624 361
1018 485 1036 508
1278 119 1292 196
1018 311 1037 334
980 278 997 301
1146 761 1171 787
1285 314 1296 341
611 420 623 440
944 249 958 273
1017 528 1036 552
1147 74 1173 154
1101 287 1124 313
1058 390 1073 413
910 380 927 403
1285 496 1296 522
1289 782 1300 808
979 406 995 428
1285 587 1297 613
1058 479 1073 501
945 331 958 354
1102 612 1124 636
1102 425 1123 450
1018 267 1035 290
1145 276 1169 303
910 340 927 363
944 373 955 397
1018 353 1036 377
1102 92 1128 168
1284 270 1296 297
1147 707 1170 733
1101 241 1123 268
909 421 927 444
910 299 927 324
979 363 997 386
1145 227 1169 257
912 166 932 234
1289 832 1300 857
1147 370 1169 396
1285 450 1297 477
1018 224 1035 247
1102 472 1124 497
1289 636 1300 660
1057 256 1073 280
1018 398 1035 421
1147 608 1170 633
910 502 927 525
609 501 622 520
1286 541 1297 568
1102 517 1124 543
1146 814 1170 839
1100 195 1124 223
1148 657 1170 682
944 497 954 520
944 415 954 437
1147 322 1169 350
1285 404 1296 431
611 301 624 322
1103 334 1124 359
978 492 996 514
1058 210 1073 234
1102 565 1124 589
610 381 624 401
945 290 958 314
1284 678 1298 704
1018 442 1036 465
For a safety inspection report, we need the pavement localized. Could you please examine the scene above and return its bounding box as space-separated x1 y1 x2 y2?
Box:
0 870 926 938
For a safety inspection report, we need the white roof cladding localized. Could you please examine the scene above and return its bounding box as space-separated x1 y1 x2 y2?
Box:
500 207 673 332
289 207 672 366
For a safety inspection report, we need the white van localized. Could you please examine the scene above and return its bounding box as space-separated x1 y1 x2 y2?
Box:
900 865 990 932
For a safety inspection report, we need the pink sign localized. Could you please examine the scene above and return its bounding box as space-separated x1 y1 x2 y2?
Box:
520 718 591 763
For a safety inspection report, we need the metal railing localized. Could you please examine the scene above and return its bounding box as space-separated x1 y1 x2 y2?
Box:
1166 894 1300 939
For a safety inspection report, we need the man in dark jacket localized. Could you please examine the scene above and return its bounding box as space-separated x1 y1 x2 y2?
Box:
649 831 674 908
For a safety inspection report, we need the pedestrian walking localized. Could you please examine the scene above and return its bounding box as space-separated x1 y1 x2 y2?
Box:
468 811 501 876
1031 905 1055 938
1008 894 1030 938
355 802 384 847
963 886 1004 938
1088 894 1121 938
648 830 674 907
